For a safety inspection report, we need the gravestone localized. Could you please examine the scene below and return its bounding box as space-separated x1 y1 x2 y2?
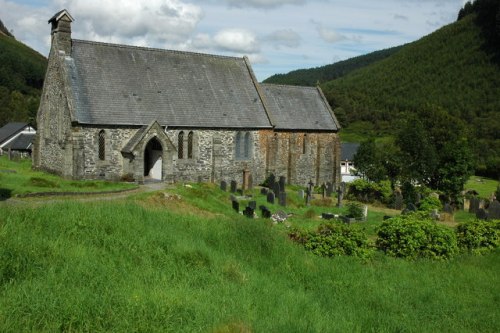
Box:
322 213 334 220
322 183 327 198
476 208 488 220
430 209 440 220
307 180 314 206
248 201 257 210
236 189 243 196
469 197 480 214
326 182 334 197
267 191 275 204
336 184 344 208
488 200 500 219
406 203 417 212
278 192 287 207
463 198 470 211
229 194 237 202
362 205 368 221
260 187 269 195
267 174 276 190
279 176 286 192
243 206 254 218
232 200 239 213
230 180 237 193
260 205 272 218
298 189 305 199
248 174 253 190
394 189 404 210
273 182 281 197
443 203 454 214
220 180 227 192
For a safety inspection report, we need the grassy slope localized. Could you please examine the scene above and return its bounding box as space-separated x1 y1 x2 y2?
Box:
0 183 499 332
0 156 136 197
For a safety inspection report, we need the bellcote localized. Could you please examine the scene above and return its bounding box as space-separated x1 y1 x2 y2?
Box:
48 10 74 55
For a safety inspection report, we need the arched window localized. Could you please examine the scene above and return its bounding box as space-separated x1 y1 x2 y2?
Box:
187 131 194 159
235 132 242 159
302 134 307 154
178 131 184 159
244 132 251 158
98 130 105 160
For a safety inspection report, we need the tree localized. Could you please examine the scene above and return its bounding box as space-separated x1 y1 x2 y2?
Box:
353 139 386 182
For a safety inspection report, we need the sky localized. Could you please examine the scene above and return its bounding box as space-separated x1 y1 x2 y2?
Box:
1 0 467 81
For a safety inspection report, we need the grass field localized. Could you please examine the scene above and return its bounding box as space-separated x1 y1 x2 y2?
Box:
465 176 499 199
0 156 137 198
1 182 499 332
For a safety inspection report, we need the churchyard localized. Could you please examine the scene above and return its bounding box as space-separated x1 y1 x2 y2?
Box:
1 156 499 332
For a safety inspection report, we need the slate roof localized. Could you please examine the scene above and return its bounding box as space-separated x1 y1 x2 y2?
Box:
0 122 29 144
341 142 360 161
67 40 273 129
3 133 35 151
260 84 340 131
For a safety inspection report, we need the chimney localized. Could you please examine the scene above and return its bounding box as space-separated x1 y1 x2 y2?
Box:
48 10 74 55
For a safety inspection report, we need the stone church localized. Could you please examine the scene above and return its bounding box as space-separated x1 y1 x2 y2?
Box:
34 10 341 186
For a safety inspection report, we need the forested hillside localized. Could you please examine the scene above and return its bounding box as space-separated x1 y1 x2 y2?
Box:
0 24 47 127
263 45 403 86
267 1 500 178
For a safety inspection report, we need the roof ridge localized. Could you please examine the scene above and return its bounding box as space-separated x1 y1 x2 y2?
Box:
71 39 244 61
261 83 317 90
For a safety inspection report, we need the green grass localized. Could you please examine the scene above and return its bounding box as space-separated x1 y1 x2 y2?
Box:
0 156 137 197
0 199 499 332
465 176 499 199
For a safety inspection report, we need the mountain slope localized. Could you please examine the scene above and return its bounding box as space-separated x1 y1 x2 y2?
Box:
263 45 403 86
0 25 47 126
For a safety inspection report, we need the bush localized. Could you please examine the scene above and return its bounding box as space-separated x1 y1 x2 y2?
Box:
347 179 392 204
346 202 364 220
290 223 373 259
376 213 458 260
456 219 500 254
418 196 442 212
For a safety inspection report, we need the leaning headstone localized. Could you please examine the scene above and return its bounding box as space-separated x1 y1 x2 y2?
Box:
260 187 269 195
469 197 480 214
248 201 257 210
278 192 287 207
260 205 272 218
220 180 227 192
243 206 254 218
232 200 239 213
267 191 275 204
230 180 237 193
298 189 305 199
476 208 488 220
279 176 286 192
488 200 500 219
326 182 333 197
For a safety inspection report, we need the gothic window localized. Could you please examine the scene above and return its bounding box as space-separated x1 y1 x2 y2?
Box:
98 130 105 160
187 131 194 159
302 134 307 154
178 131 184 159
244 132 251 158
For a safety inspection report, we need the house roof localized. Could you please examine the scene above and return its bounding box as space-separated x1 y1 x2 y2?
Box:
261 84 340 131
0 122 29 144
67 40 273 129
3 133 35 151
341 142 360 161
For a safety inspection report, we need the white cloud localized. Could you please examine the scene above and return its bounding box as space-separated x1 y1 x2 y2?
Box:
265 29 301 48
55 0 203 46
213 28 260 53
313 21 347 44
221 0 305 9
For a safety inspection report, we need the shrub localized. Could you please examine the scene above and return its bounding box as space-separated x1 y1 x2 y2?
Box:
347 179 391 204
346 202 364 220
456 219 500 254
418 196 442 212
376 213 458 260
290 223 373 259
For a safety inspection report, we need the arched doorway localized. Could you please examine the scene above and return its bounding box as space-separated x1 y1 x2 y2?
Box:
144 137 163 180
